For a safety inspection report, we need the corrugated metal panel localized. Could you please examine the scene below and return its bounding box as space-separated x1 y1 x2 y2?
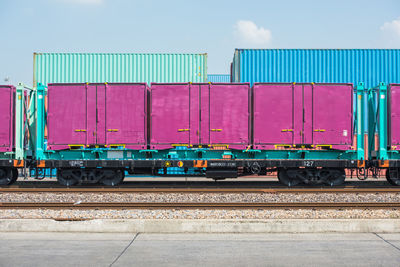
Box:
207 74 230 83
34 53 208 86
232 49 400 88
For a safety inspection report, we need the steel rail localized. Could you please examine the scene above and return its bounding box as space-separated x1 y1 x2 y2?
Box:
1 187 400 193
1 202 399 209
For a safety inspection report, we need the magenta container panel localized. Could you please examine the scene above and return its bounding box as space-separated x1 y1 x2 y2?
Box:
0 85 14 152
253 83 353 150
150 83 250 149
47 83 147 150
389 84 400 147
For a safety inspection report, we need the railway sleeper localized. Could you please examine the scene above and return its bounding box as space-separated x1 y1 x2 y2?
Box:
57 168 125 186
278 167 345 186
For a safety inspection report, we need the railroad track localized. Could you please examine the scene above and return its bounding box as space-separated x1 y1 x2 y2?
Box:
1 202 399 209
1 187 400 193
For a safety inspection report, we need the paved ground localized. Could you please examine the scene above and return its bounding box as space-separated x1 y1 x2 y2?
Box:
0 232 399 266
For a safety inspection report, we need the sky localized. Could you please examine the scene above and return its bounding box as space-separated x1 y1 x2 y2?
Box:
0 0 400 85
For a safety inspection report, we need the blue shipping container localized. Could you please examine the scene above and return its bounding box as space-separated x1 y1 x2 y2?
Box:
232 49 400 88
207 74 231 83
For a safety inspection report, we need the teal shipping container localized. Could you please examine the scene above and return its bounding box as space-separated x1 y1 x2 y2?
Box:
34 53 208 86
207 74 230 83
232 49 400 88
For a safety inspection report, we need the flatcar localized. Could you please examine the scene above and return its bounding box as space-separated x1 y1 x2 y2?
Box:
12 81 368 187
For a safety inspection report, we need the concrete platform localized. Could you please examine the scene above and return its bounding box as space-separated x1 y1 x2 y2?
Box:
0 232 399 266
0 219 400 233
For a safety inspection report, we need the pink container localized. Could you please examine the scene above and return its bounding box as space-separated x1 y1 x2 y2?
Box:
253 83 353 150
47 83 147 150
389 84 400 148
0 85 15 152
150 83 251 149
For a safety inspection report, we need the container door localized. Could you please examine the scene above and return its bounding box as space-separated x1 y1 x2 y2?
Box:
96 84 106 145
47 84 89 149
104 84 146 148
253 84 293 148
189 84 202 145
0 86 12 151
390 85 400 146
293 84 313 145
199 84 211 145
209 84 249 148
150 84 190 148
313 84 353 146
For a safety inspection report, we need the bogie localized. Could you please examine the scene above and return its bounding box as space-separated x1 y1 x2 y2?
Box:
278 168 345 186
57 168 125 186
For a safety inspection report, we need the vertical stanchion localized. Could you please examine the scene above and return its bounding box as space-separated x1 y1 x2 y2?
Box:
356 82 365 161
35 83 46 160
378 83 388 160
15 83 25 160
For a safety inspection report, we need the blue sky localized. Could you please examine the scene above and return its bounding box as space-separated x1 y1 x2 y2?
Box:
1 0 400 85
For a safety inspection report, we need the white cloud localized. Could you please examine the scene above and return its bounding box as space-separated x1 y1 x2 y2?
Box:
56 0 104 5
380 17 400 37
379 17 400 47
235 20 272 46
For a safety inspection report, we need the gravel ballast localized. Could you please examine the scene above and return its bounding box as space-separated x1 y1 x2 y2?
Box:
2 192 399 220
0 192 400 203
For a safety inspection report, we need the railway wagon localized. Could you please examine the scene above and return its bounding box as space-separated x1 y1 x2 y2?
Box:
0 84 29 185
28 82 366 186
369 83 400 185
37 83 148 186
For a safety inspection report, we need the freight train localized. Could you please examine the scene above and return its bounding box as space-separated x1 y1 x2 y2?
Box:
3 81 389 187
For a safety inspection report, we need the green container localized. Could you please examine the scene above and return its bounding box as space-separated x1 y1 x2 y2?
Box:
33 53 208 86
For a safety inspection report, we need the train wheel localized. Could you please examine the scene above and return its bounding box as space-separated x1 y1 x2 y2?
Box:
386 168 400 186
100 169 125 186
277 169 301 186
57 169 79 186
0 168 16 185
325 169 346 186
